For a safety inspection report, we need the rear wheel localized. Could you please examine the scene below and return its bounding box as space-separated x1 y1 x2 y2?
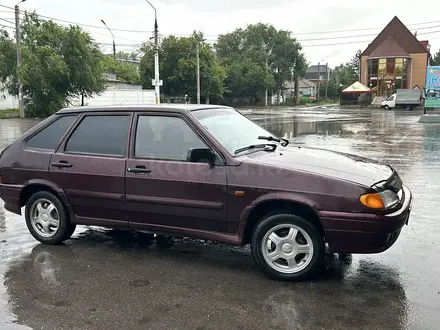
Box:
404 105 413 111
251 213 325 281
25 191 74 245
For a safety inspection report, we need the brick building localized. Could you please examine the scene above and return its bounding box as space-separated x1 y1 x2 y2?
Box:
360 16 431 97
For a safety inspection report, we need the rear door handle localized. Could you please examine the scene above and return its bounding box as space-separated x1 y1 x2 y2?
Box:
51 161 72 168
127 165 151 174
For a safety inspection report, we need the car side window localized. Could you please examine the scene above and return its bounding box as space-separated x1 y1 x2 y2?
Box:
135 115 207 161
65 115 130 156
26 115 78 150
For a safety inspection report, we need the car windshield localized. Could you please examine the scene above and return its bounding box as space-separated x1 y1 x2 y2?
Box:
191 108 279 155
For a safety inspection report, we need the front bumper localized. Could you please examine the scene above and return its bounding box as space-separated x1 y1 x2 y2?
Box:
320 185 413 254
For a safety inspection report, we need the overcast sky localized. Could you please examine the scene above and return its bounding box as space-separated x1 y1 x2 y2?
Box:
2 0 440 67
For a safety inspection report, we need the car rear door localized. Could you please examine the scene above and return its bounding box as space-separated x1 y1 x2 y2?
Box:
50 112 132 228
125 112 227 233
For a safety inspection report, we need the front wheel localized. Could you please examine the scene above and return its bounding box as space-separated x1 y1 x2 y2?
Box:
251 213 325 281
25 191 75 245
384 105 390 110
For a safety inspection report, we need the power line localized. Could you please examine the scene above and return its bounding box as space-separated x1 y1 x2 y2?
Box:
19 9 154 34
4 2 440 45
301 30 440 47
98 28 440 49
0 4 13 10
297 25 440 42
287 20 440 35
0 23 14 30
0 18 14 25
108 23 440 46
10 4 440 37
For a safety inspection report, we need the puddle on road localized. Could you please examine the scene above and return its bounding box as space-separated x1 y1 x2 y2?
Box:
0 119 38 150
1 109 440 329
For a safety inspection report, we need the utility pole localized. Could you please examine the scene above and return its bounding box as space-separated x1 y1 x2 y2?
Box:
196 42 200 104
325 62 328 101
317 62 320 103
146 0 161 104
101 19 116 59
15 1 26 118
265 57 268 106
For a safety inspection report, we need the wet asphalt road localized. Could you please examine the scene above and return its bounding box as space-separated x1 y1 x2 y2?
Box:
1 107 440 330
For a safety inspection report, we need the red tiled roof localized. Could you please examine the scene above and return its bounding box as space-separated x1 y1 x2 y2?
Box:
361 16 429 56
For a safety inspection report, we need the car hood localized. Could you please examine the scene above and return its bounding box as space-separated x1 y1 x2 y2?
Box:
245 146 393 187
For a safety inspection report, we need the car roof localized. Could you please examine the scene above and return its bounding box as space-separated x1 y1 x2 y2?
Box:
56 104 233 114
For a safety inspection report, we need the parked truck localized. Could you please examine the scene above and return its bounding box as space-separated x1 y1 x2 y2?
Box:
380 89 423 110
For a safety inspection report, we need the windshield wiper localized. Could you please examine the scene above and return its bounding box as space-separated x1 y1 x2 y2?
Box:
258 135 289 146
234 143 277 155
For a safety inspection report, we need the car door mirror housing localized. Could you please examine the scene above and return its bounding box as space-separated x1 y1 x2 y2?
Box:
187 148 216 164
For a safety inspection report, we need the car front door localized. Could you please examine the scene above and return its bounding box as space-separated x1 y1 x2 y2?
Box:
125 113 227 233
50 112 132 228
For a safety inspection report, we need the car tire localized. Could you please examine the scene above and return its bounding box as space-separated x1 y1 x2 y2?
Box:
62 223 77 241
25 191 73 245
384 105 390 110
251 213 325 281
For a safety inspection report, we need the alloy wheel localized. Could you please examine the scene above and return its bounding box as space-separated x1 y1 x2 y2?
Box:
29 198 60 238
261 224 314 274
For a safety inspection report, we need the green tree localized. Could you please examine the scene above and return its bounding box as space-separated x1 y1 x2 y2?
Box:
102 54 141 85
115 51 138 60
140 32 226 102
432 49 440 66
349 49 362 78
0 30 16 95
0 12 105 117
215 23 305 103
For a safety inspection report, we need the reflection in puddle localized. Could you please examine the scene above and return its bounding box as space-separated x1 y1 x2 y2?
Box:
3 230 408 330
266 259 407 330
0 205 5 233
1 110 439 329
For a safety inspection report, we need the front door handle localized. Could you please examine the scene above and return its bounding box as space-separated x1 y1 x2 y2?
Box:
127 166 151 174
51 161 72 168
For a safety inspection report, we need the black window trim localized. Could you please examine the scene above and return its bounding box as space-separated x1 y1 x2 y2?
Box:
24 114 80 152
131 112 226 165
60 112 133 159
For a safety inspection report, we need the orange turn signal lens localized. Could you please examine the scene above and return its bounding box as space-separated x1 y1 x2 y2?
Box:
360 193 385 209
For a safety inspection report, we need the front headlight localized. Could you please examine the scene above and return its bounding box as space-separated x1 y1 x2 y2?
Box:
360 190 399 209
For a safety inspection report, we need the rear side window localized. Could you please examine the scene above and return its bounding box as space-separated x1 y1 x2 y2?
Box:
26 115 78 150
65 115 130 156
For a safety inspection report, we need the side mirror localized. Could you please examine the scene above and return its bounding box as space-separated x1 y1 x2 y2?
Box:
187 148 216 164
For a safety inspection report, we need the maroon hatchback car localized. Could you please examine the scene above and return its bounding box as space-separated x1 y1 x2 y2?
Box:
0 105 413 281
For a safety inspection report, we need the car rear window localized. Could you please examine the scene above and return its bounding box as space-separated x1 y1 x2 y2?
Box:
65 115 130 156
26 115 78 150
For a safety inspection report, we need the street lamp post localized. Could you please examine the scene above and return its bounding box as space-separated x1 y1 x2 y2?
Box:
145 0 161 104
15 0 26 118
101 19 116 59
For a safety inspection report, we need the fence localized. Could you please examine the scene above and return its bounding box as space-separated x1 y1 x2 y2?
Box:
70 89 156 107
1 89 156 110
0 92 18 110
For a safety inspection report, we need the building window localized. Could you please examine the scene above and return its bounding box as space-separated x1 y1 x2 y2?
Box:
367 57 410 95
395 58 403 75
386 58 395 75
378 59 386 76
